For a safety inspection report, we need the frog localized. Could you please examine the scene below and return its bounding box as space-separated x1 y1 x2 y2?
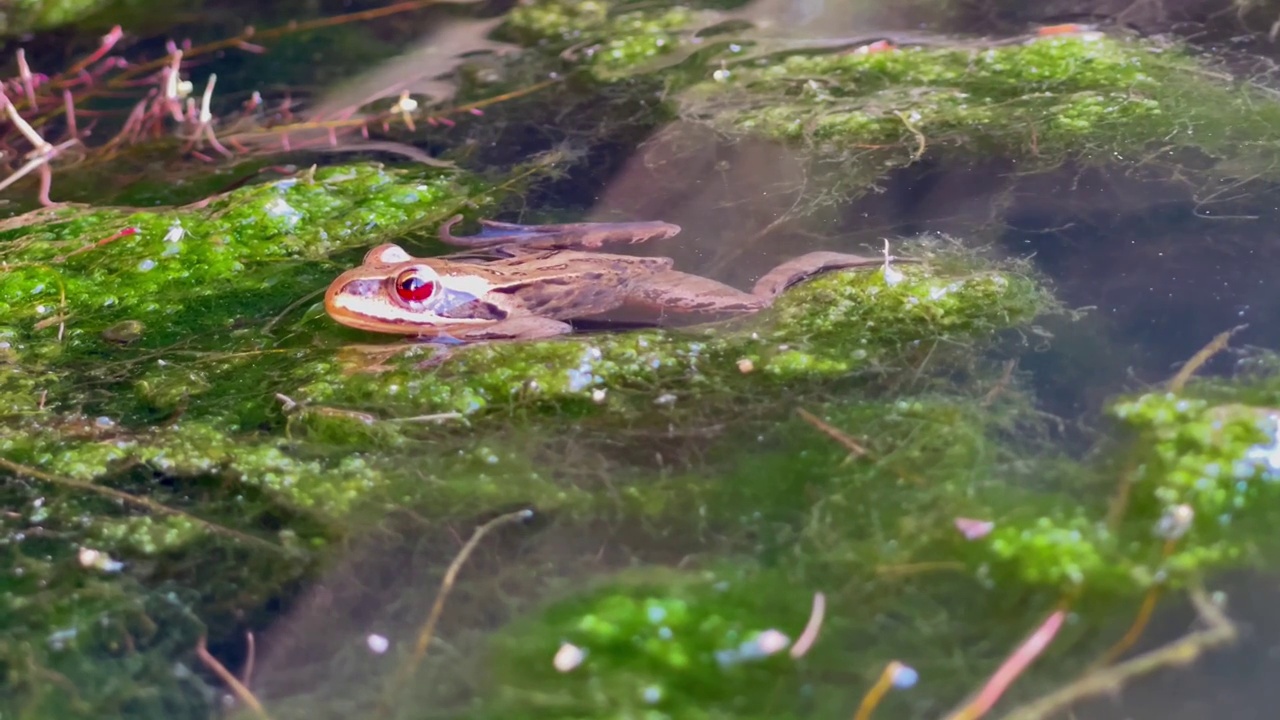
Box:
324 215 905 343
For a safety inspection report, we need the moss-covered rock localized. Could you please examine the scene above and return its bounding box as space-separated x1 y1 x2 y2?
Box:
677 31 1280 199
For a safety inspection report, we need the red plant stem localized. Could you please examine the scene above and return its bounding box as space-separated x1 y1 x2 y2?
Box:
949 610 1067 720
63 90 78 140
36 164 54 206
790 592 826 658
17 50 39 107
63 26 124 79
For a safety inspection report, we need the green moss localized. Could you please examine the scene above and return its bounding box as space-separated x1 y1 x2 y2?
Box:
23 9 1277 715
1 0 112 34
685 33 1280 186
0 163 492 422
503 0 701 77
1107 392 1280 572
0 165 487 347
968 377 1280 595
0 557 212 718
482 567 814 718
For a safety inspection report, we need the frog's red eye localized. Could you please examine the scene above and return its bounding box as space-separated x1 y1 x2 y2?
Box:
394 269 438 303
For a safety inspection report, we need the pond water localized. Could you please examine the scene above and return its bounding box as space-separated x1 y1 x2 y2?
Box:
5 1 1280 719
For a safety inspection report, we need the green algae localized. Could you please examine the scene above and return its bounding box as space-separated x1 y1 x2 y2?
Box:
0 161 498 718
0 0 124 35
240 384 1089 720
475 565 1073 720
977 376 1280 596
11 3 1280 718
0 154 1061 719
462 368 1280 720
0 164 490 353
481 567 815 718
464 392 1090 720
502 0 702 78
0 216 1054 519
498 1 1280 191
678 32 1280 200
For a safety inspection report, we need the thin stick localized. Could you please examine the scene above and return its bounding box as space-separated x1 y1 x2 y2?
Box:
981 359 1018 407
1104 461 1138 530
853 661 909 720
895 110 927 162
999 588 1236 720
195 635 271 720
1167 324 1247 392
1094 537 1177 667
61 26 125 82
1097 585 1163 667
797 408 868 458
875 560 967 577
389 509 533 696
0 456 283 553
261 286 324 333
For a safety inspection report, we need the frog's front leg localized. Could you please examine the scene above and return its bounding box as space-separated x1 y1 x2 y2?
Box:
452 316 575 341
338 318 573 372
439 215 682 250
409 317 574 369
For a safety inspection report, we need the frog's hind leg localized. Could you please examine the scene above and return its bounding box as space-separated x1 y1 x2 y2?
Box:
616 271 769 320
439 215 682 250
752 251 888 299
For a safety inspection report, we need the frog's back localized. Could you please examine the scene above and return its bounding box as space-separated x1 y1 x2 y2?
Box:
482 250 673 320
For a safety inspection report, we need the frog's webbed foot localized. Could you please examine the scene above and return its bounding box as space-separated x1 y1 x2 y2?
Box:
753 251 914 299
438 214 682 250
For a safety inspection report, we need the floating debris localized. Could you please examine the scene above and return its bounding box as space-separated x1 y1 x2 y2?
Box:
955 517 995 540
1156 504 1194 541
881 239 903 286
77 547 124 573
714 629 790 667
366 634 389 654
554 642 586 672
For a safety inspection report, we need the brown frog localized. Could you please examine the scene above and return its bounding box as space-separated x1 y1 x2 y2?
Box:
324 215 901 343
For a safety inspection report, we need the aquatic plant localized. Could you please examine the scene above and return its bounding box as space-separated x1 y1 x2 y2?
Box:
0 1 550 207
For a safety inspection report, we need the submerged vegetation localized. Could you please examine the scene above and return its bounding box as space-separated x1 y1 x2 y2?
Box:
5 0 1280 718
